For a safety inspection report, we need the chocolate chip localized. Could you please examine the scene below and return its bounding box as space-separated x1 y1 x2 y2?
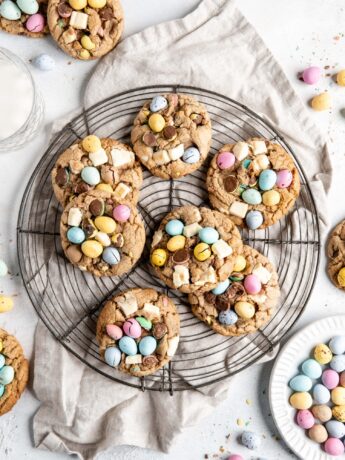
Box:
215 294 231 311
163 126 177 140
142 132 157 147
100 7 113 20
227 282 245 299
152 323 168 340
224 175 238 193
191 113 203 125
89 198 105 217
55 167 69 187
204 292 216 305
74 181 90 194
172 249 189 264
112 233 124 248
81 218 96 239
142 355 159 368
57 2 72 18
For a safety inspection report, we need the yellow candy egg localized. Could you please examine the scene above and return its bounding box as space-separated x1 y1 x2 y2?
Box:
313 343 333 364
0 295 13 313
82 135 101 153
289 392 313 410
167 235 186 252
311 92 331 111
262 190 280 206
87 0 106 7
151 249 167 267
332 405 345 422
332 387 345 406
81 240 103 258
148 114 165 133
94 216 116 234
234 301 255 319
337 267 345 287
81 35 95 51
79 49 91 60
69 0 87 9
233 255 246 272
0 340 3 352
337 69 345 86
194 243 211 261
96 183 113 193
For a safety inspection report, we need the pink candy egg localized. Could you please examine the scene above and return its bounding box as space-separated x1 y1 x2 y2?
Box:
276 169 293 189
302 66 322 85
113 204 131 222
324 438 345 456
296 409 315 429
227 456 244 460
340 371 345 387
106 324 123 340
26 13 45 33
217 152 235 170
322 369 340 390
123 318 141 339
244 274 262 294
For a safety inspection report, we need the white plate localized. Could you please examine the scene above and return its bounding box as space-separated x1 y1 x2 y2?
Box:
269 315 345 460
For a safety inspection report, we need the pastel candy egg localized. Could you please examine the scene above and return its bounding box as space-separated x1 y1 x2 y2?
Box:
104 346 121 367
80 35 95 51
94 216 116 234
341 372 345 387
312 405 332 422
218 310 238 325
0 365 14 385
314 343 333 364
81 166 100 186
17 0 38 14
182 147 200 164
322 369 340 390
0 296 14 313
32 54 55 71
301 358 322 379
96 184 112 193
113 205 131 222
330 355 345 373
81 240 103 258
0 341 2 353
262 190 280 206
324 438 345 456
242 189 262 205
167 235 186 252
69 0 87 9
217 152 235 169
333 405 345 422
227 456 243 460
241 431 261 450
296 409 314 429
151 249 167 267
332 387 345 405
119 336 137 356
244 274 261 294
212 279 230 295
329 335 345 355
102 247 120 265
26 13 45 32
198 227 219 245
0 1 21 20
139 336 157 356
245 210 263 230
289 374 312 392
106 324 123 340
136 316 152 331
313 383 330 404
0 354 5 370
276 169 293 189
311 92 331 111
165 219 184 236
326 420 345 439
302 66 322 85
0 384 4 398
194 242 211 261
308 424 328 443
337 69 345 86
0 260 8 277
150 96 168 112
337 268 345 287
259 169 277 191
235 301 255 320
148 114 165 132
87 0 106 9
123 318 142 339
233 255 246 272
67 227 85 244
82 135 101 153
289 392 313 410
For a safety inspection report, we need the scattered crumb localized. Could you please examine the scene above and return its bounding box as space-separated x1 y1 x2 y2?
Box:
236 418 244 427
246 399 251 405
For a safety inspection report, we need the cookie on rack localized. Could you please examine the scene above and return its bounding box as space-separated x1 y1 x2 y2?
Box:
206 138 300 229
60 190 145 277
52 135 142 207
0 0 48 37
47 0 123 60
150 205 243 294
0 328 29 416
188 245 280 336
131 93 212 179
97 288 180 377
327 219 345 290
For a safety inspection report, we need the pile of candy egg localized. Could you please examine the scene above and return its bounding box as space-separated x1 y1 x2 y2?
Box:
0 340 15 398
289 335 345 456
0 0 45 33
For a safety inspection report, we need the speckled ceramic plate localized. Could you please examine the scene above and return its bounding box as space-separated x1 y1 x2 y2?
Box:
269 315 345 460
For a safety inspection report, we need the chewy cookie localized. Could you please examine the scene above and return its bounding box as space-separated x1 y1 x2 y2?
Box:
327 220 345 290
188 246 280 336
52 135 142 207
47 0 123 60
207 138 300 229
0 0 48 37
0 329 29 416
60 190 145 277
150 205 243 294
97 288 180 377
131 94 212 179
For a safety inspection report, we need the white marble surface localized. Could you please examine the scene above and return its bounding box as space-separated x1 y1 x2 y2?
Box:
0 0 345 458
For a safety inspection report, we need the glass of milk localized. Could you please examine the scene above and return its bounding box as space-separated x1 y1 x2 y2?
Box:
0 48 44 152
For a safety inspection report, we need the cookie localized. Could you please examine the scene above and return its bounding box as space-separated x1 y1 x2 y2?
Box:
0 0 48 37
0 328 29 416
150 205 243 294
96 288 180 377
207 138 300 229
60 190 146 277
131 93 212 179
188 245 280 336
327 220 345 290
52 135 142 207
47 0 123 60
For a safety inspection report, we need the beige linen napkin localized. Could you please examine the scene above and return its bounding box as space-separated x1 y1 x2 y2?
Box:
33 1 331 459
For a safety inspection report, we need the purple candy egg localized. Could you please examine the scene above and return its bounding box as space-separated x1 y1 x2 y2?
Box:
113 204 131 222
106 324 123 340
26 13 45 33
217 152 235 170
123 318 142 339
302 66 322 85
296 409 315 429
276 169 293 189
244 274 261 295
322 369 340 390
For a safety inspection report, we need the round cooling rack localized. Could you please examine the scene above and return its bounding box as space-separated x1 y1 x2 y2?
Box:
17 85 320 392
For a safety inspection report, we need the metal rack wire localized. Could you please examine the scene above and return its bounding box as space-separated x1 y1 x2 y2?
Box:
17 85 320 393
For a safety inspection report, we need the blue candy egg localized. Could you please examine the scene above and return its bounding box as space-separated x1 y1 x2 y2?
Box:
102 247 121 265
289 374 312 392
0 260 8 277
0 384 4 398
0 0 21 20
104 346 121 367
243 159 252 169
330 355 345 373
242 188 262 205
301 358 322 379
182 147 200 164
32 54 55 71
0 365 14 385
313 383 330 404
119 336 137 356
245 210 263 230
0 354 5 370
150 95 168 112
329 335 345 355
258 169 277 191
139 336 157 356
17 0 38 14
165 219 184 236
326 420 345 438
81 166 100 186
212 279 230 295
241 431 261 450
218 310 238 326
67 227 85 244
199 227 219 245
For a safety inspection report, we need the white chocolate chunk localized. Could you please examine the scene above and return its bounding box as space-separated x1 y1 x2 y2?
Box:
253 154 270 171
252 263 272 284
110 148 134 168
211 239 233 258
62 28 77 44
169 144 184 161
95 232 111 247
153 150 170 165
117 292 138 317
152 230 163 247
113 182 130 200
69 11 88 29
143 303 160 317
183 223 202 237
173 265 190 288
195 267 216 285
69 159 84 174
167 336 179 357
89 148 108 167
249 294 267 305
229 201 248 218
232 142 249 161
68 207 83 227
251 140 267 155
125 354 142 365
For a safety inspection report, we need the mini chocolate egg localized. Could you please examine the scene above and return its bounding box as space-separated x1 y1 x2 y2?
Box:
313 383 330 404
289 392 313 410
0 0 21 19
329 335 345 355
333 405 345 422
26 12 45 32
106 324 123 340
330 355 345 373
276 169 293 189
104 346 121 367
165 219 184 236
119 336 137 356
17 0 38 14
332 387 345 406
136 316 152 331
150 96 168 112
194 242 211 261
102 247 121 265
0 296 13 313
0 365 14 385
139 336 157 356
296 409 314 429
311 92 331 111
289 374 313 392
217 152 235 170
0 260 8 277
234 301 255 320
244 274 261 294
241 431 261 450
233 255 246 272
0 384 4 398
81 166 100 186
341 372 345 387
151 248 167 267
324 438 345 456
182 147 200 164
326 420 345 439
67 227 85 244
311 404 332 422
32 54 55 71
337 69 345 86
148 114 165 132
302 66 322 85
262 190 280 206
301 358 322 379
245 210 263 230
81 240 103 258
218 310 238 326
314 343 333 364
199 227 219 245
123 318 142 339
227 456 243 460
113 205 131 222
82 135 101 153
322 369 340 390
167 235 186 252
258 169 277 191
308 424 328 443
337 268 345 287
212 279 230 295
242 189 262 205
0 354 5 370
94 216 116 234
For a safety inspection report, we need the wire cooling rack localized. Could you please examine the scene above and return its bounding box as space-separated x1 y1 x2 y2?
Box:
17 85 320 393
